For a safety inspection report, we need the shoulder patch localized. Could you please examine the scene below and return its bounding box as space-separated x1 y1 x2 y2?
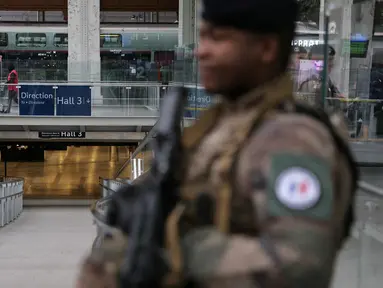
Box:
275 167 321 210
267 153 333 220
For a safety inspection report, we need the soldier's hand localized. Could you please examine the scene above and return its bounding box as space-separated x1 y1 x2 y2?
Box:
76 254 119 288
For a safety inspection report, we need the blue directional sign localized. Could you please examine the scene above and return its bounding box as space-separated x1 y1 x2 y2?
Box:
56 86 92 116
184 87 214 118
19 85 55 116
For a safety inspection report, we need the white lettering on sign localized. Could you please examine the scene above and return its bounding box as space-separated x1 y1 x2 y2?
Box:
60 132 83 138
21 92 53 99
291 39 323 48
56 96 91 105
187 94 211 104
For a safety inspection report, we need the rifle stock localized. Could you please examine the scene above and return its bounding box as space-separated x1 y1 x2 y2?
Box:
116 87 187 287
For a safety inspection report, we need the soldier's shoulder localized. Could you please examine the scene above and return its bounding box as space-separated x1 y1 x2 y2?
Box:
266 111 335 139
245 111 338 159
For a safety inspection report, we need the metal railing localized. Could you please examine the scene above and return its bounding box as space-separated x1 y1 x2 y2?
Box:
0 178 24 227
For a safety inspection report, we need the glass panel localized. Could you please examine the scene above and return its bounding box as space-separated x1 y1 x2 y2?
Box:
16 33 47 48
0 32 8 47
100 12 177 24
53 33 68 48
0 11 38 22
0 83 162 117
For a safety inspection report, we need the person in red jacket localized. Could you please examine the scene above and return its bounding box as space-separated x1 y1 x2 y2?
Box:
3 63 19 114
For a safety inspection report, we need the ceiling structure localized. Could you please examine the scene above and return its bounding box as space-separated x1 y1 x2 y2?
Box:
0 0 178 11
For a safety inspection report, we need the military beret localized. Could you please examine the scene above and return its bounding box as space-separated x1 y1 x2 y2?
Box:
201 0 298 33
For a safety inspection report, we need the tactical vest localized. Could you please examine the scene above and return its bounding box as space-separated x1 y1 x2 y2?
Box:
164 93 359 285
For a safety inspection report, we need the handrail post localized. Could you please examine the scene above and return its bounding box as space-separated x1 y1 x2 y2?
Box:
0 178 24 228
0 184 4 226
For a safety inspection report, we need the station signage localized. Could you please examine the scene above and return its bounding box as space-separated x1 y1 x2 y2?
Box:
55 85 92 116
19 85 55 116
38 131 86 139
291 39 323 48
184 87 215 118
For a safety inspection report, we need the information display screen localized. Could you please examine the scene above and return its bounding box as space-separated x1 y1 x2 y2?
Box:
350 40 369 58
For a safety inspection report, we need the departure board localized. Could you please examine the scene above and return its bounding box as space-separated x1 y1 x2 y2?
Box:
350 40 369 58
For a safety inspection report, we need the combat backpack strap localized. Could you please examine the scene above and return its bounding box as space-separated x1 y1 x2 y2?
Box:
182 104 223 150
213 81 295 233
164 103 224 285
293 102 359 241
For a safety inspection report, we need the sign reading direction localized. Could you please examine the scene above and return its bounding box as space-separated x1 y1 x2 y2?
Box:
184 88 215 118
38 131 86 139
56 86 92 116
19 85 55 116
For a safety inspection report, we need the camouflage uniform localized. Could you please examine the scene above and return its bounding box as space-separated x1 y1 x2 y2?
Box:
163 75 356 288
76 0 358 287
76 75 357 288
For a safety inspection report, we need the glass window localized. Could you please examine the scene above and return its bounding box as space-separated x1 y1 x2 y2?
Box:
16 33 47 48
100 34 122 48
0 32 8 47
53 33 68 47
374 1 383 36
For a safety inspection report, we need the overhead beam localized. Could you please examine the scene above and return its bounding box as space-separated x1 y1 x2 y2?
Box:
2 0 65 10
0 116 158 127
0 131 146 141
1 0 178 11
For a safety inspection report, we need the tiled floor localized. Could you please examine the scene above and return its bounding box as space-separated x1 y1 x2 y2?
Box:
0 207 96 288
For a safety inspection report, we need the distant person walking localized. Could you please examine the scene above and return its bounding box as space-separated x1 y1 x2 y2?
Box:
2 63 19 114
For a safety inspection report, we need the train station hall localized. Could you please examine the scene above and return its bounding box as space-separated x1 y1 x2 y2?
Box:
1 0 383 287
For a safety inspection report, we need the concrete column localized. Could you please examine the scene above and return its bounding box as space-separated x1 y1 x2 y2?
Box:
178 0 196 47
67 0 102 103
350 0 377 99
177 0 199 84
328 0 352 97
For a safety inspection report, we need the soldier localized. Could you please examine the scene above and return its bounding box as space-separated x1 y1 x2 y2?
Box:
76 0 358 287
298 44 345 110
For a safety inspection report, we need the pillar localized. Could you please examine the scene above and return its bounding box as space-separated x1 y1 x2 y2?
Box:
67 0 102 102
177 0 199 83
178 0 196 47
349 1 377 138
327 0 352 97
350 0 377 99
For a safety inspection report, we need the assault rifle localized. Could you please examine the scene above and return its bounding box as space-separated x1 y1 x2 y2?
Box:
106 87 187 287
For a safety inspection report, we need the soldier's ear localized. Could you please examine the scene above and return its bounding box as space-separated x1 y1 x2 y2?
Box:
258 36 279 65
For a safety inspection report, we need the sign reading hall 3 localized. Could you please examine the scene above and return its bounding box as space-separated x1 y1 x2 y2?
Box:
55 86 92 116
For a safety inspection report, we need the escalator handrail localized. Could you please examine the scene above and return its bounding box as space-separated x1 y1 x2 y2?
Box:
358 180 383 197
113 121 158 179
